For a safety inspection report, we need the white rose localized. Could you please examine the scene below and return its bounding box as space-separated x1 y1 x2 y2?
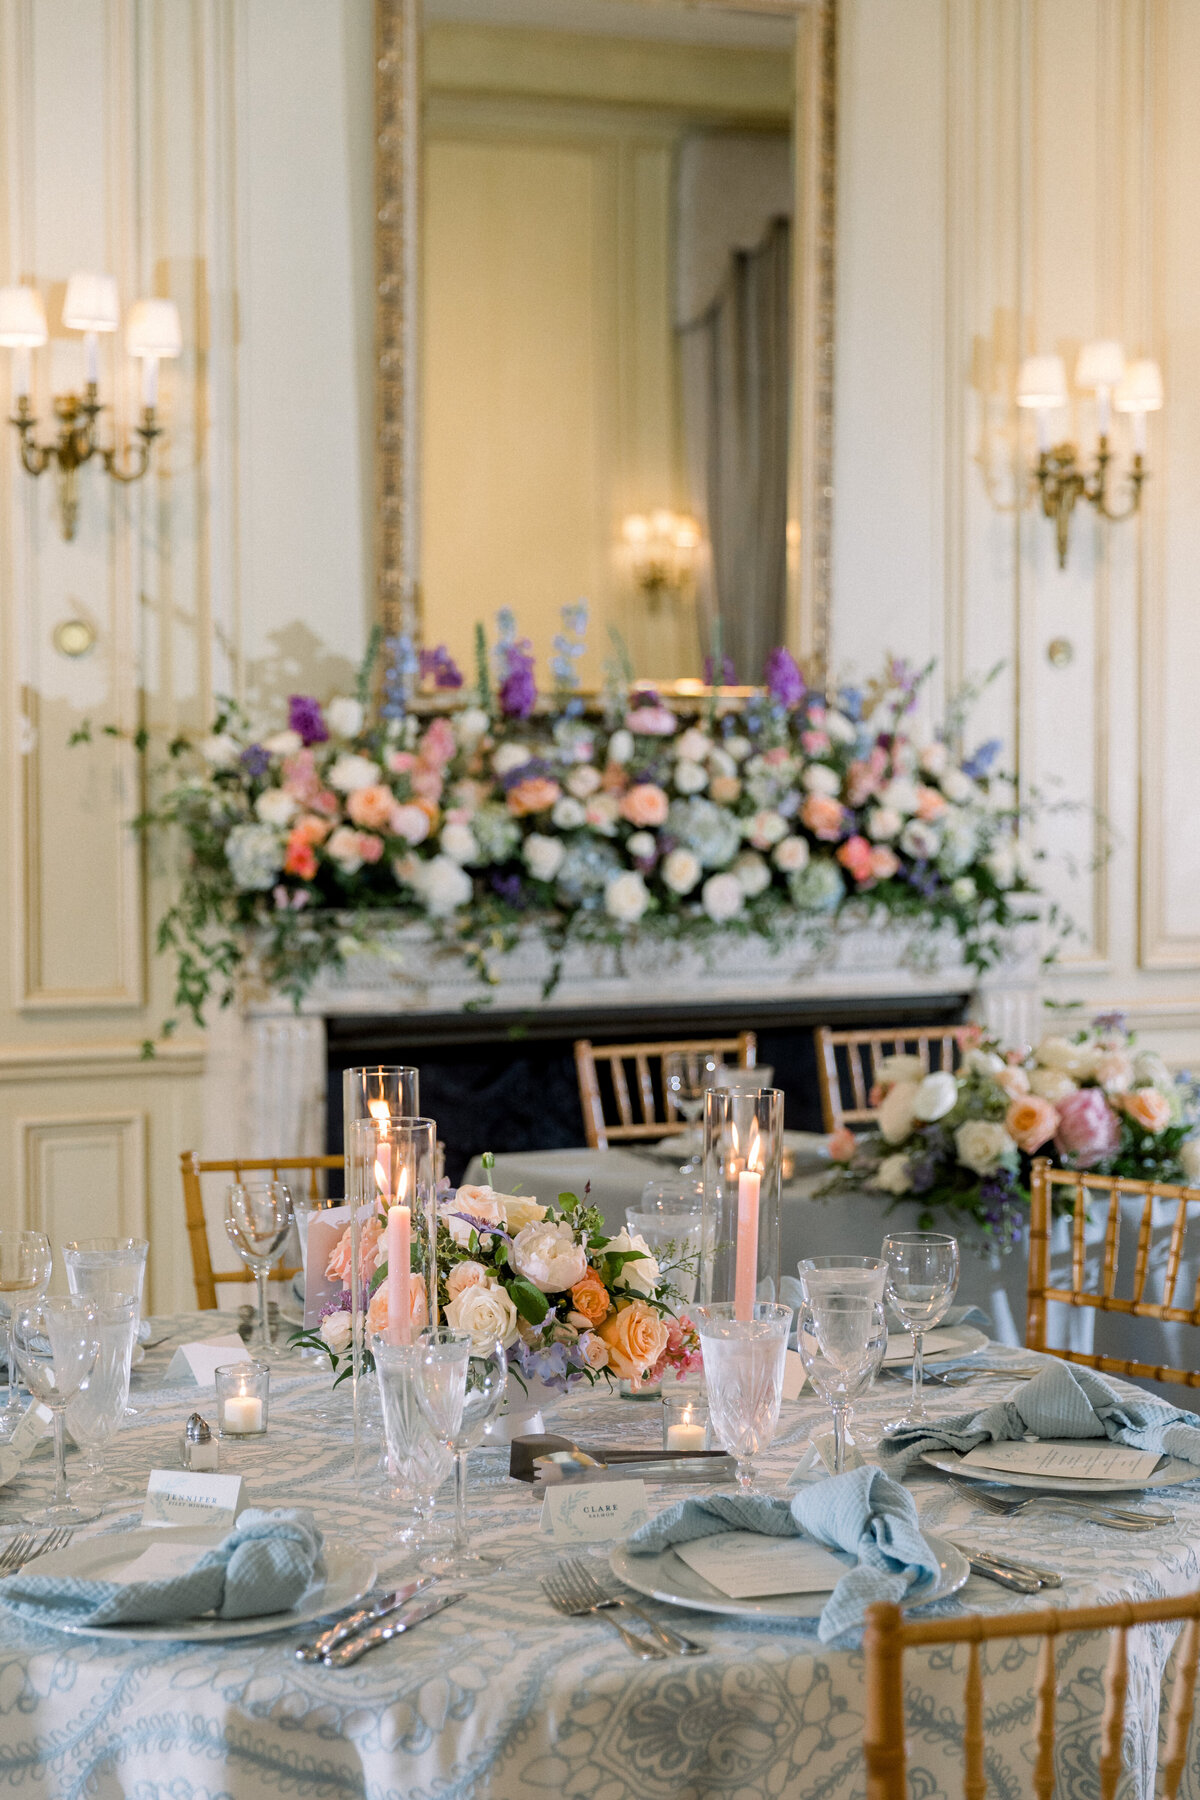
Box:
940 768 974 804
747 809 788 849
445 1278 521 1350
676 728 710 763
262 729 303 758
446 1259 489 1301
605 870 650 923
607 729 634 766
825 710 857 744
773 836 810 874
1181 1138 1200 1185
964 1048 1005 1077
626 831 657 861
319 1309 352 1354
986 842 1018 888
512 1220 589 1293
900 820 941 860
663 848 702 895
586 794 620 836
602 1227 660 1297
734 852 771 897
500 1194 548 1232
881 777 920 815
454 706 489 747
492 743 533 777
804 764 841 797
1029 1067 1078 1103
200 733 240 769
328 753 381 793
955 1119 1016 1176
868 808 903 842
919 741 949 776
874 1153 913 1196
912 1071 958 1122
701 872 744 922
707 747 737 780
326 696 365 739
440 822 479 865
878 1080 920 1144
952 876 977 903
877 1054 926 1088
674 759 709 795
1036 1035 1089 1075
255 787 299 827
725 735 752 762
551 797 587 830
413 853 472 917
524 833 565 881
1133 1050 1174 1093
566 765 602 799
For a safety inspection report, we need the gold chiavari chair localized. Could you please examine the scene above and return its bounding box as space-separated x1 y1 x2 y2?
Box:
1026 1156 1200 1388
574 1033 756 1152
179 1150 342 1310
864 1589 1200 1800
815 1023 963 1133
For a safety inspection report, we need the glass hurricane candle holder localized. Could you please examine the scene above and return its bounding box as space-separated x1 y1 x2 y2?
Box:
215 1360 269 1436
347 1115 439 1346
701 1087 783 1314
343 1066 420 1132
662 1390 709 1452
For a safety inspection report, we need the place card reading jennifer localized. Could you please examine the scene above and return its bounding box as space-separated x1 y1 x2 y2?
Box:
959 1440 1163 1483
674 1531 846 1599
540 1478 648 1545
143 1469 244 1529
163 1336 250 1388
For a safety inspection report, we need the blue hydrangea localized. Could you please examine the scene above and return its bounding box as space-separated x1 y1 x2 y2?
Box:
555 839 622 905
788 858 844 912
471 804 521 863
665 797 741 869
226 822 284 891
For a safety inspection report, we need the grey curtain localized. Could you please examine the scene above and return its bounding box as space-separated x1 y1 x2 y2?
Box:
679 216 791 683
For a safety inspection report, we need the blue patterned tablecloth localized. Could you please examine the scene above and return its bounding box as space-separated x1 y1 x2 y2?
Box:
0 1314 1198 1800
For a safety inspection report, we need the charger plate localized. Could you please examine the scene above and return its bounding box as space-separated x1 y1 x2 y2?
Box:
0 1528 374 1642
921 1447 1200 1495
609 1532 967 1620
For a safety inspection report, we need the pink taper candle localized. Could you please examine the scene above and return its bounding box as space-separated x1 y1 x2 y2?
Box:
734 1167 760 1321
386 1202 411 1345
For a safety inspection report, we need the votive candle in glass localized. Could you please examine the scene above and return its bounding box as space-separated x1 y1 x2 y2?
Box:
215 1361 269 1436
662 1390 710 1452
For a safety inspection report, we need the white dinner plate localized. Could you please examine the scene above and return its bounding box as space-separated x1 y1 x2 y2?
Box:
0 1528 375 1642
920 1447 1200 1495
883 1325 988 1367
608 1531 968 1620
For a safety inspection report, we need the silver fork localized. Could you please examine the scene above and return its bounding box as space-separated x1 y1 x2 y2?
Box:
541 1566 666 1659
948 1477 1169 1530
560 1558 705 1656
0 1532 34 1574
0 1527 72 1573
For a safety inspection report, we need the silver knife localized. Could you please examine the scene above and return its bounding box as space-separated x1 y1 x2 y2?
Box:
533 1457 734 1489
296 1578 432 1662
323 1590 463 1667
964 1554 1042 1593
969 1548 1062 1588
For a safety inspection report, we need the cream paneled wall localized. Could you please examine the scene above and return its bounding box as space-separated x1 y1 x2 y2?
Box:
0 0 373 1309
831 0 1200 1064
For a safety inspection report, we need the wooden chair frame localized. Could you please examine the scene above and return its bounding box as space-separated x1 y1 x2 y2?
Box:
864 1589 1200 1800
574 1033 757 1151
1027 1156 1200 1389
815 1024 963 1132
180 1151 343 1310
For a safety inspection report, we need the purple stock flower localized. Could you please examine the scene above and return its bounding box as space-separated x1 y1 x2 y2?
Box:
288 695 328 745
420 644 464 689
240 744 270 778
764 646 806 708
499 641 537 719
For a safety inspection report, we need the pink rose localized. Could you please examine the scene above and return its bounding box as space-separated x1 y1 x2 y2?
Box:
802 730 831 754
846 759 881 806
836 835 875 884
828 1127 857 1163
419 717 456 768
801 794 845 840
1054 1087 1121 1169
357 832 384 864
619 784 669 828
624 705 677 736
411 767 445 803
387 750 417 775
281 749 321 803
390 803 431 845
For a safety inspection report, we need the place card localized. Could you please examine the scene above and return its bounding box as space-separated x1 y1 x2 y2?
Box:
143 1469 244 1529
781 1350 807 1401
163 1337 251 1388
958 1440 1163 1483
674 1531 846 1599
883 1328 965 1366
540 1477 648 1545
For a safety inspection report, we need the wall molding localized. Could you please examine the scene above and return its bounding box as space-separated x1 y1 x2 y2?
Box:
18 1108 147 1242
0 1041 203 1083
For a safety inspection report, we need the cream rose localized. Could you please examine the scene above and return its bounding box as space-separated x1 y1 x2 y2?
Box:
878 1080 920 1144
601 1227 660 1297
662 848 702 895
444 1278 520 1350
442 1186 506 1248
501 1193 549 1232
955 1119 1016 1176
512 1220 589 1293
912 1071 958 1123
446 1259 489 1301
596 1298 670 1382
874 1153 913 1196
319 1309 352 1354
773 836 809 874
1029 1067 1078 1104
605 870 651 923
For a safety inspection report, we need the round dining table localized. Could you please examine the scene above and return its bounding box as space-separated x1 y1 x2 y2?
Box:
0 1313 1197 1799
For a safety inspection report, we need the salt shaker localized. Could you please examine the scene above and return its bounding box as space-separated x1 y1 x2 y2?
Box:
181 1412 219 1471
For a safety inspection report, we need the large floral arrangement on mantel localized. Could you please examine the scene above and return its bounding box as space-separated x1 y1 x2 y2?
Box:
120 604 1038 1033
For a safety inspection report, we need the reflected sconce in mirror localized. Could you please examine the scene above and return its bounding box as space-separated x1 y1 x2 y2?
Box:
1017 341 1162 569
621 510 702 603
0 276 182 540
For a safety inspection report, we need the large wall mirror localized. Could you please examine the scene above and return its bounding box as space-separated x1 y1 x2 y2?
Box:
375 0 834 688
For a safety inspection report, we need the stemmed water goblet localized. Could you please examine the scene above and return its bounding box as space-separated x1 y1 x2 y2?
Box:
64 1297 139 1501
797 1294 887 1474
373 1336 452 1551
0 1230 52 1443
663 1052 719 1172
417 1334 508 1577
225 1182 294 1361
694 1301 792 1493
12 1296 100 1526
881 1230 960 1425
63 1236 149 1417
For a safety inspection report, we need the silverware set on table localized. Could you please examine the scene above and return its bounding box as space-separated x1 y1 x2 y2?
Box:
541 1558 705 1658
0 1529 73 1574
947 1473 1177 1591
296 1577 462 1668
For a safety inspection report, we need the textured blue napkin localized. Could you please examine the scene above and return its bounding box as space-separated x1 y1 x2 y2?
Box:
0 1508 324 1626
627 1466 942 1641
878 1359 1200 1477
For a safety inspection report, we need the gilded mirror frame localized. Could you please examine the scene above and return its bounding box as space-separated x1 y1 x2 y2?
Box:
373 0 837 683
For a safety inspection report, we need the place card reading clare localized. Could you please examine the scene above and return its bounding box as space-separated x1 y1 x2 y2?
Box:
143 1469 245 1529
540 1478 648 1545
673 1531 846 1599
958 1440 1163 1483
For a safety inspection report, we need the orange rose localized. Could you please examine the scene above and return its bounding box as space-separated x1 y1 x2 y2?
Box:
506 777 562 817
284 835 317 880
709 775 742 804
347 784 397 831
1005 1095 1058 1154
292 813 332 846
1122 1087 1172 1135
801 794 845 840
597 1297 670 1382
618 784 669 828
570 1271 611 1327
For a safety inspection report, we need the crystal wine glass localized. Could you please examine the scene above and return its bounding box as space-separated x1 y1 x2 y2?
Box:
0 1230 52 1443
881 1230 960 1425
63 1236 149 1418
373 1335 451 1550
694 1301 792 1493
798 1294 887 1474
12 1296 100 1526
225 1182 293 1360
419 1336 508 1577
410 1329 472 1572
64 1297 139 1500
663 1052 720 1172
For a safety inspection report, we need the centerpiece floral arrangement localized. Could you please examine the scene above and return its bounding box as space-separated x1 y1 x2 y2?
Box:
306 1179 703 1392
117 602 1037 1032
820 1016 1200 1247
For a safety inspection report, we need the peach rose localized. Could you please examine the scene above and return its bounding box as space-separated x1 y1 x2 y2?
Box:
915 785 947 821
709 775 742 804
869 846 900 881
618 784 669 828
347 784 396 831
828 1127 857 1163
507 777 562 817
357 832 384 864
366 1272 428 1337
1005 1095 1059 1154
597 1298 670 1383
446 1259 489 1301
993 1066 1030 1100
570 1270 611 1327
325 1216 387 1284
1095 1050 1134 1094
293 813 332 846
836 835 874 884
1122 1087 1172 1135
801 794 845 840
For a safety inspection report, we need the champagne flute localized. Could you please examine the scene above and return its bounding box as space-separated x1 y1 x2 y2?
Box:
64 1297 139 1500
694 1301 792 1493
411 1329 472 1575
12 1296 100 1525
225 1182 293 1360
881 1230 960 1425
419 1337 508 1577
798 1295 886 1474
0 1231 52 1443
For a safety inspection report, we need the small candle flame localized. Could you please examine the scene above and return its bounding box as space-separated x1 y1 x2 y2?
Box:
747 1122 762 1175
368 1098 390 1124
397 1162 409 1204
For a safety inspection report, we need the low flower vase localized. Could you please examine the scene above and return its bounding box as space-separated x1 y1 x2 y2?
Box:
482 1376 560 1444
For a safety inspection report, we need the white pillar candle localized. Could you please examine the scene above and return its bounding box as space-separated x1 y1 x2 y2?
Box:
734 1168 760 1322
223 1394 263 1434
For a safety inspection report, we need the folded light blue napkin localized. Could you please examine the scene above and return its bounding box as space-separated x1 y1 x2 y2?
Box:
0 1508 324 1626
628 1466 942 1641
878 1359 1200 1478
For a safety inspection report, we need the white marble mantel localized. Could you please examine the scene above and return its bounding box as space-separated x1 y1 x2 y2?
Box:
201 915 1042 1160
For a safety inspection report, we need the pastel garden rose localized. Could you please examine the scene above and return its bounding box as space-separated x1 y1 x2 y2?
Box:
867 807 903 842
512 1219 589 1293
733 852 772 897
709 775 742 805
674 759 709 795
619 784 669 828
675 727 710 763
601 1227 660 1296
585 794 620 835
627 831 657 862
347 785 396 831
1094 1050 1134 1094
662 848 702 895
1029 1066 1078 1104
1004 1094 1059 1154
1036 1035 1092 1076
443 1186 506 1247
255 787 299 827
912 1071 958 1123
499 1194 548 1232
625 704 677 736
605 870 651 923
747 809 788 850
1054 1087 1121 1168
1121 1087 1172 1135
319 1309 352 1354
326 827 376 873
993 1065 1031 1100
523 833 565 882
327 754 381 793
801 794 845 840
444 1277 520 1350
411 854 471 916
390 803 431 846
803 764 841 797
597 1298 671 1382
551 797 587 829
874 1152 914 1195
773 836 810 874
954 1119 1016 1176
870 846 900 881
915 786 947 822
878 1080 920 1144
366 1273 428 1338
507 776 562 817
569 1270 611 1326
828 1126 857 1163
566 765 602 799
576 1331 610 1371
492 743 533 777
446 1259 489 1301
440 821 479 865
701 872 744 922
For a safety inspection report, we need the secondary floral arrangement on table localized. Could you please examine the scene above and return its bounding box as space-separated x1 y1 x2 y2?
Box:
820 1016 1200 1247
306 1181 703 1392
119 602 1038 1029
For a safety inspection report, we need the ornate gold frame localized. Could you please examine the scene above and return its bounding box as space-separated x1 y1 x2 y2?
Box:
373 0 837 679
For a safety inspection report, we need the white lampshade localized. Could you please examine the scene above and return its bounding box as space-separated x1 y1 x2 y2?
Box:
0 285 48 348
1075 339 1125 390
1114 358 1164 413
63 271 119 332
1016 355 1067 408
125 298 182 359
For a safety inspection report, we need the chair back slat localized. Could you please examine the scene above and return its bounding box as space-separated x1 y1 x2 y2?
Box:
1100 1188 1122 1299
963 1641 985 1800
1163 1614 1200 1800
573 1034 757 1151
1033 1636 1057 1800
1071 1176 1087 1296
815 1025 964 1132
1131 1192 1156 1305
179 1151 343 1309
1098 1626 1128 1800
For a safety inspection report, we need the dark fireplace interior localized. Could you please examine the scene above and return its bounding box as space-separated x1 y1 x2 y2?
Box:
326 991 968 1184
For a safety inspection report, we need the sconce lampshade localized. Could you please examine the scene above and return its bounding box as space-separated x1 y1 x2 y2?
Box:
622 514 650 545
1075 339 1125 391
125 298 183 359
1114 358 1164 413
1016 355 1068 409
63 271 120 332
0 285 48 347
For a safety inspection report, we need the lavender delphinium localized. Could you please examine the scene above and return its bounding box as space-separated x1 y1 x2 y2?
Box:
962 738 1002 780
419 644 464 689
288 695 328 746
764 645 806 709
499 641 537 719
240 744 271 778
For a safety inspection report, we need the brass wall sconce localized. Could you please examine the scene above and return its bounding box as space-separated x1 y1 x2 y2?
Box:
620 509 701 603
0 277 181 540
1017 342 1162 568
